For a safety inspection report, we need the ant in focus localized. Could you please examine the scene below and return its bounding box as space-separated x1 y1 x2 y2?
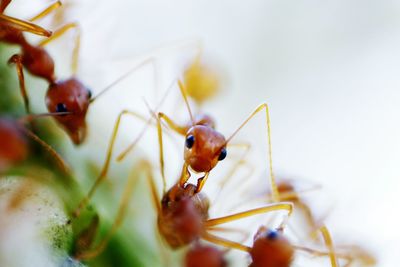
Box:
147 80 279 197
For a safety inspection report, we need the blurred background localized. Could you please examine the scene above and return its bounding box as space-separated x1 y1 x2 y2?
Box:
2 0 400 266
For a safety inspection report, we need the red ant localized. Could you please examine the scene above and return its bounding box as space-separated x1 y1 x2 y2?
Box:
68 159 293 261
114 79 279 200
0 113 71 174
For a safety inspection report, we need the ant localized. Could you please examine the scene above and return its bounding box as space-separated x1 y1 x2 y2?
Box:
68 159 293 261
0 113 71 174
150 80 279 196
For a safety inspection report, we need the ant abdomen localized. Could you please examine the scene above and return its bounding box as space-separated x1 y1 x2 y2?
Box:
45 78 91 144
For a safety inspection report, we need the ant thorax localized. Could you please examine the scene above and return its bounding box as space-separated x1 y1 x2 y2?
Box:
45 78 91 144
158 184 210 248
21 44 55 83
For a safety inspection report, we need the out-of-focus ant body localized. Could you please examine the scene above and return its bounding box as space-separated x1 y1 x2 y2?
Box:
0 113 70 174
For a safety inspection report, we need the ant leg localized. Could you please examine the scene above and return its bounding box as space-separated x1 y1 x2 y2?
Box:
28 1 62 22
226 103 279 202
0 14 51 36
0 0 11 12
202 232 251 252
74 160 158 260
217 142 252 189
38 22 81 75
22 128 71 175
8 54 30 114
73 110 149 218
153 112 188 193
204 203 293 228
318 225 339 267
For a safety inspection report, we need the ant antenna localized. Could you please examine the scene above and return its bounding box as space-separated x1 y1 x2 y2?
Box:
90 58 156 103
225 103 279 202
29 1 62 22
177 80 195 125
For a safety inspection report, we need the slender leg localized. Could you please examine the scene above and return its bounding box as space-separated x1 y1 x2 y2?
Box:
0 13 51 37
217 143 252 189
318 225 339 267
39 22 81 75
74 160 159 260
74 168 139 260
225 103 279 202
204 202 293 228
22 128 71 175
8 54 30 114
202 232 251 253
73 110 149 218
0 0 11 13
29 1 62 22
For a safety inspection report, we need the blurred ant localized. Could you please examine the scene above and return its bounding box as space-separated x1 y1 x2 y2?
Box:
183 53 221 107
0 113 71 174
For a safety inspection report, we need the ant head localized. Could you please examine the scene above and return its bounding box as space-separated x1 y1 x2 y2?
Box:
185 244 227 267
22 44 55 83
184 125 227 173
250 227 294 267
46 78 92 145
0 118 28 171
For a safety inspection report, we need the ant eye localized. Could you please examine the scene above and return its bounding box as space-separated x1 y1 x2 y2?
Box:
218 148 227 161
87 89 92 99
266 229 279 240
56 103 68 113
185 135 195 149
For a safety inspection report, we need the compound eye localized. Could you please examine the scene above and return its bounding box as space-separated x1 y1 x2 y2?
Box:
266 229 279 240
56 103 68 113
218 147 227 161
185 135 195 149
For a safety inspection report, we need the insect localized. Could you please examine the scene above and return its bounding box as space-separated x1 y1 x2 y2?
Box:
69 159 293 262
0 113 71 174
